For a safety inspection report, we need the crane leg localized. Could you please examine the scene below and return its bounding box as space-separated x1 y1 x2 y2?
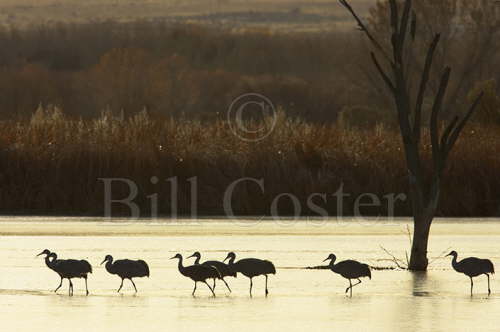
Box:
345 279 353 297
222 278 232 293
204 281 216 297
487 274 491 295
192 282 197 296
470 277 474 296
69 280 73 296
84 277 89 296
346 279 362 293
213 278 216 291
118 278 124 293
249 278 253 297
130 279 138 293
265 275 269 296
54 277 63 293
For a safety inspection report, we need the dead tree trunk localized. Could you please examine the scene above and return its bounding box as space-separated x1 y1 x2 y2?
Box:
339 0 483 271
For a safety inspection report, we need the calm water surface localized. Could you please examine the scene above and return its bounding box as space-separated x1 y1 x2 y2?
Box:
0 218 499 332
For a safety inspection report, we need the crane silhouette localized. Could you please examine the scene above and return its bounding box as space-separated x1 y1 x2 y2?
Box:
187 251 236 293
37 249 92 296
447 250 495 295
323 253 371 297
37 250 70 294
38 249 62 291
101 255 150 293
223 252 276 296
170 253 219 296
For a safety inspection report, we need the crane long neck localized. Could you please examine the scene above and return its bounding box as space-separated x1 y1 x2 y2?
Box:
194 256 201 265
44 255 54 268
177 257 185 273
105 260 114 274
451 253 459 270
227 256 235 265
45 253 58 268
328 258 336 269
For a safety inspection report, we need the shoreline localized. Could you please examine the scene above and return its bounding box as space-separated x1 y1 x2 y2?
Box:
0 217 499 236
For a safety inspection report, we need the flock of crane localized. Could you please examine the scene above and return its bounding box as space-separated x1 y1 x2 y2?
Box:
37 249 495 297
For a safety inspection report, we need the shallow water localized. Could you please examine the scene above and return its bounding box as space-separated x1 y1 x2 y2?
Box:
1 218 499 332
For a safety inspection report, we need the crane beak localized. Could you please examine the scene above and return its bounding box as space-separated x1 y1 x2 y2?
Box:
169 256 176 260
36 252 44 257
223 256 229 262
322 257 330 262
186 254 195 259
100 259 106 265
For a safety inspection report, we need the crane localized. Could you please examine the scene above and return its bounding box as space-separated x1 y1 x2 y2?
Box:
447 250 495 295
223 252 276 296
323 253 371 297
170 253 219 296
101 255 150 293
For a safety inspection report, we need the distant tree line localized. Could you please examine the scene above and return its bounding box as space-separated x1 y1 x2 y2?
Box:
0 0 497 126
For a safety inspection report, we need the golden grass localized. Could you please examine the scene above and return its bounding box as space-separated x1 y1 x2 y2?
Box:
0 106 497 217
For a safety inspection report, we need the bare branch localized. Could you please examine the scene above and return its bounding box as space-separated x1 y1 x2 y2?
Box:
380 245 408 269
371 52 396 93
389 0 400 63
439 116 459 157
398 0 413 54
427 246 452 267
444 92 484 154
338 0 392 63
356 63 393 108
410 11 417 41
389 0 399 34
406 224 412 244
430 67 451 166
414 34 441 144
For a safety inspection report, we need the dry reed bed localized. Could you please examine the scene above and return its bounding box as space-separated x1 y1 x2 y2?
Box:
0 108 498 217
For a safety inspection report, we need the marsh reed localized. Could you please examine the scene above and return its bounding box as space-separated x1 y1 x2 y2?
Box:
0 106 497 217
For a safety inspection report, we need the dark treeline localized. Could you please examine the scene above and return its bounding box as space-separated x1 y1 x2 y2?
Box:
0 21 355 122
0 13 497 125
0 7 500 126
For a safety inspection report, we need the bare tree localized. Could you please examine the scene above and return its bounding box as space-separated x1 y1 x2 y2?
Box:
367 0 500 115
339 0 484 271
